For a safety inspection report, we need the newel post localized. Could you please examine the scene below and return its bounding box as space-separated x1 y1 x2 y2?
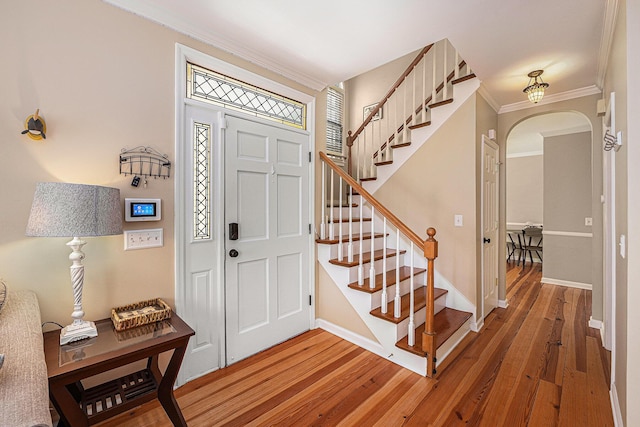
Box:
422 227 438 377
346 131 353 176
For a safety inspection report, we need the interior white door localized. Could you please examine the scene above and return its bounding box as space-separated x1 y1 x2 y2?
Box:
482 135 499 316
179 105 224 383
225 115 310 364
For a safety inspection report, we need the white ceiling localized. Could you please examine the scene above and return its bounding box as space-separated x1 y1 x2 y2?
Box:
102 0 610 109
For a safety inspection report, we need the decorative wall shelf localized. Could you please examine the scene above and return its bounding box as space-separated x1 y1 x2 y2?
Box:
119 146 171 179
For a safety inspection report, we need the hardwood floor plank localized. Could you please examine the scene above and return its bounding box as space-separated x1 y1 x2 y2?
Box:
528 379 561 427
94 263 613 427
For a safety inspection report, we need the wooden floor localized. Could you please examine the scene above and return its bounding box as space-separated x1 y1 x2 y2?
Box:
96 262 613 426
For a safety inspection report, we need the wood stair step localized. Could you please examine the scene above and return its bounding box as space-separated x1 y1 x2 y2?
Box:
329 248 405 268
374 160 393 166
395 307 473 356
316 232 385 245
326 203 358 208
329 217 371 223
428 98 454 109
451 73 476 85
360 177 377 182
408 121 431 131
348 266 426 293
370 287 447 324
390 142 411 149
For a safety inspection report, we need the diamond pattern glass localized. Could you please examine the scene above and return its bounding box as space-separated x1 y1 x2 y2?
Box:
194 122 211 240
187 63 306 129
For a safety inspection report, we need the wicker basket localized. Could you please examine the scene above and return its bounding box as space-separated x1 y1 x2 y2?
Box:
111 298 172 331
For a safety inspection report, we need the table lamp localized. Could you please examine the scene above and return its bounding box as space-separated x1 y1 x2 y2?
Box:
26 182 122 344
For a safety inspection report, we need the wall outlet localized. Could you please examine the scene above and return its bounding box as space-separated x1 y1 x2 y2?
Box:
124 228 164 250
585 217 593 226
454 214 463 227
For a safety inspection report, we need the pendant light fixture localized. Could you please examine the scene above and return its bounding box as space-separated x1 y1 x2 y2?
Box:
523 70 549 104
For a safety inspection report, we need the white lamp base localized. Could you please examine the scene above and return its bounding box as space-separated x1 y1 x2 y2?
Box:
60 320 98 345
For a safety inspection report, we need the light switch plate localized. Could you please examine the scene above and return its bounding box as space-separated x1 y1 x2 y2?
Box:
454 214 463 227
124 229 164 250
585 217 593 226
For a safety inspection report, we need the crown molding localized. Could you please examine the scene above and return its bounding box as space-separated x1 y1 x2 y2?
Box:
498 85 602 114
477 82 500 113
102 0 328 91
597 0 620 89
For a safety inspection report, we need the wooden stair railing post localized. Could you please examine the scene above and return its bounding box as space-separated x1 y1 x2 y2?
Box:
422 227 438 377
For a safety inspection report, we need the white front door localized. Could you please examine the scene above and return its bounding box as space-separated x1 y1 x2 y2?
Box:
225 115 311 364
482 135 499 316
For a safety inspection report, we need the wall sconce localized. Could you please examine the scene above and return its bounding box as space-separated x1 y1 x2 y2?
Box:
21 109 47 140
523 70 549 104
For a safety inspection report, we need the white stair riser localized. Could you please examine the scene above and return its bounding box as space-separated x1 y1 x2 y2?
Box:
328 238 385 258
378 291 447 339
369 274 427 308
342 254 407 282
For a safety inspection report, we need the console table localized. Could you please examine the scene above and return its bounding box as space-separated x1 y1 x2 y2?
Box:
43 314 194 426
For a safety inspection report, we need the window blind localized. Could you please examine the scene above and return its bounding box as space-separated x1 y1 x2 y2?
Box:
326 87 344 154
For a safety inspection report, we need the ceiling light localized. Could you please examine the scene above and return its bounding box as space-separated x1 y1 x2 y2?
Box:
523 70 549 104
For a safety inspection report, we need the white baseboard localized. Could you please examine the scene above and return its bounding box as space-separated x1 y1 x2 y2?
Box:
541 277 592 290
498 299 509 308
611 381 623 427
470 317 484 332
315 318 385 358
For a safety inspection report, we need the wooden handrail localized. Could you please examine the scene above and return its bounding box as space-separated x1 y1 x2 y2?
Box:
347 44 433 149
320 152 424 249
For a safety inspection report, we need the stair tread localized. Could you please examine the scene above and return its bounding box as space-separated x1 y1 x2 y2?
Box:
329 248 405 267
395 307 473 356
408 121 431 130
326 203 358 208
428 98 454 109
348 266 427 293
374 160 393 166
329 217 371 223
370 287 447 324
390 142 411 149
316 232 385 245
451 73 476 85
360 177 377 182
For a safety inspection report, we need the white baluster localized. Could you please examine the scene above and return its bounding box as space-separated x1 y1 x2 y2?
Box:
412 68 416 127
408 242 415 346
394 230 401 318
455 49 460 80
356 135 360 182
422 53 427 122
329 169 335 240
348 185 353 263
320 161 326 240
381 218 388 314
403 77 408 145
338 176 343 260
432 43 437 104
358 199 364 286
369 206 376 289
443 41 448 100
369 126 375 178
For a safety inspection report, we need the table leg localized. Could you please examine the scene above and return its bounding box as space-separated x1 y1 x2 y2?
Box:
50 382 89 427
157 340 189 427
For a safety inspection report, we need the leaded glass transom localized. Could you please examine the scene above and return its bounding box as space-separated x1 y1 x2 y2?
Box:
194 122 211 240
187 63 306 129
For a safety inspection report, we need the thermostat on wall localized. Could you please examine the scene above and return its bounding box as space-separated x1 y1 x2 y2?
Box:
125 198 161 222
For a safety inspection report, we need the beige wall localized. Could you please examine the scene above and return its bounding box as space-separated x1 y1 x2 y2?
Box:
0 0 316 327
603 0 629 422
344 49 419 137
506 156 543 225
497 95 602 316
374 96 478 307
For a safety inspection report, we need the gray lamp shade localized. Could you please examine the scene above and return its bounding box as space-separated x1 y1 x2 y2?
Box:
26 182 123 237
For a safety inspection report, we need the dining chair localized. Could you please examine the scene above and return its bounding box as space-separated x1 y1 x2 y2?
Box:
520 226 543 267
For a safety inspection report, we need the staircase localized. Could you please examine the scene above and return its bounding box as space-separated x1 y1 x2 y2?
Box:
316 39 479 377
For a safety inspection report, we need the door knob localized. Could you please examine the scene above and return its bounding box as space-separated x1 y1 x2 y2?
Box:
483 237 491 243
229 249 239 257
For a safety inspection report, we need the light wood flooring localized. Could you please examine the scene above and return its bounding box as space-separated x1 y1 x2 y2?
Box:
97 262 613 426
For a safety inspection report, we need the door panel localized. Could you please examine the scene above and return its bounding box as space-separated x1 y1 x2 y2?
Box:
483 136 499 316
225 116 310 364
